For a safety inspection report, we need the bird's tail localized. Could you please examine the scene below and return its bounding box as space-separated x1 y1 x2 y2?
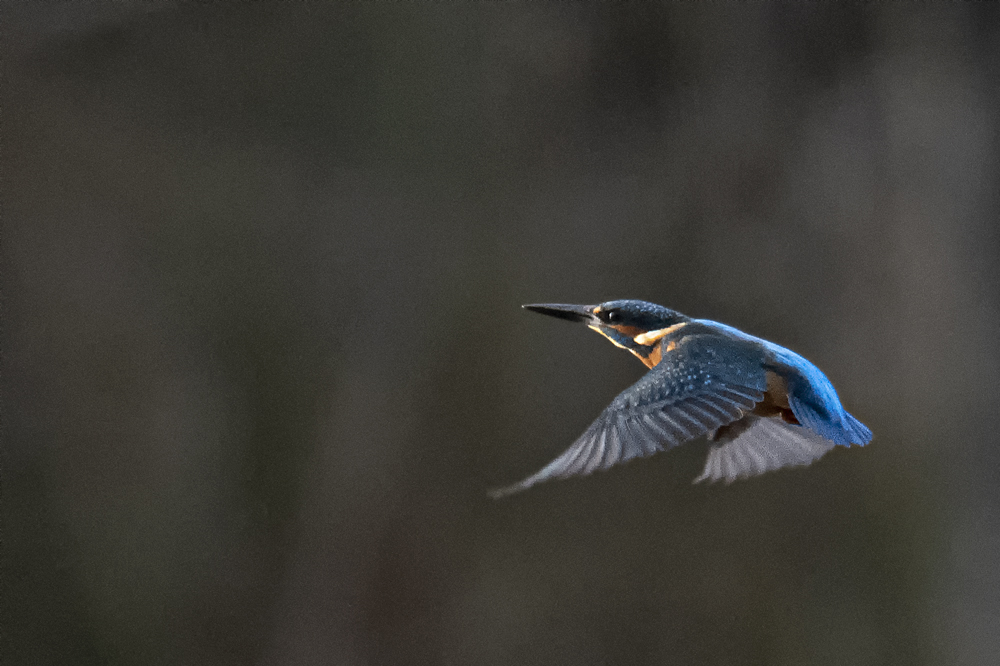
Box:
843 411 872 446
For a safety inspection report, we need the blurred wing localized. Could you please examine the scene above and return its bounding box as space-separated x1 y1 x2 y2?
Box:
490 334 767 498
694 415 837 484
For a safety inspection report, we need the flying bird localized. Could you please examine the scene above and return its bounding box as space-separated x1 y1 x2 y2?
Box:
491 300 871 498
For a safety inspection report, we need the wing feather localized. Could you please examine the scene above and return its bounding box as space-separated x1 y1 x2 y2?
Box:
683 402 719 429
641 413 674 443
694 415 838 484
600 421 620 470
490 334 769 497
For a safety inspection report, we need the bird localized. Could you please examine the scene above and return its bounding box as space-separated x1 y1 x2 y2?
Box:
490 299 871 498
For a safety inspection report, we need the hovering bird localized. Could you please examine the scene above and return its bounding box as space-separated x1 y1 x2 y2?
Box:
491 300 871 498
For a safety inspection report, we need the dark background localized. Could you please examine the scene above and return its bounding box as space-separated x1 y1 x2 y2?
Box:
4 4 1000 665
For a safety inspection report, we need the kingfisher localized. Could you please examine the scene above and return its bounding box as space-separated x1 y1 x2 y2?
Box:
491 300 871 498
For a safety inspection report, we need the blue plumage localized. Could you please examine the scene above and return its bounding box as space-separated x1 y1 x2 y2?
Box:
702 320 872 449
492 301 871 497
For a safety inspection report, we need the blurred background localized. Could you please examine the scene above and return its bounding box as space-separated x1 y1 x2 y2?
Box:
4 3 1000 665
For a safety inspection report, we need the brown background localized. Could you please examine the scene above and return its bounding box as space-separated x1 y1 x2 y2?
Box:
4 4 1000 665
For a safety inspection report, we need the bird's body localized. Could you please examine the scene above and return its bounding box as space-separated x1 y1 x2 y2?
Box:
491 300 871 498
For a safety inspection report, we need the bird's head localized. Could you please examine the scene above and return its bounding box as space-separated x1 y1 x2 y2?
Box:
523 299 689 368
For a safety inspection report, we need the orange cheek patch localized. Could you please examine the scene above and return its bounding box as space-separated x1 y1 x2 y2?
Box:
610 324 644 338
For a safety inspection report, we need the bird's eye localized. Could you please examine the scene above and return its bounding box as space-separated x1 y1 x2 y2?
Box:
605 310 619 322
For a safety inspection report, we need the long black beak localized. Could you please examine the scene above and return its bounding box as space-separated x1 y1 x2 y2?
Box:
522 303 597 324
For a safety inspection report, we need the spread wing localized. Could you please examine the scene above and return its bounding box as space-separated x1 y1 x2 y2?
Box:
490 334 768 498
694 415 837 484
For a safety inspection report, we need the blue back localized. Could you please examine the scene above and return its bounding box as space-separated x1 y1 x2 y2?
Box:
695 320 872 447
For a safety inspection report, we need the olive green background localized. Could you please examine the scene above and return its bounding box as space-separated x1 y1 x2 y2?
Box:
4 4 999 665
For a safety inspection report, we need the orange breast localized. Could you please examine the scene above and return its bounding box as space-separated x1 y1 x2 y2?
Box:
752 371 799 424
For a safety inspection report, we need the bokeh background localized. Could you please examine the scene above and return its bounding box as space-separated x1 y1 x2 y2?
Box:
4 3 1000 665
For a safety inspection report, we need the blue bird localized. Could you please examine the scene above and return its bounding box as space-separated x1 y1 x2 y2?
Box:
491 300 871 498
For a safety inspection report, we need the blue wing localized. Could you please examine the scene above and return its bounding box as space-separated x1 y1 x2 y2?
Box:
493 322 872 496
489 334 767 498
